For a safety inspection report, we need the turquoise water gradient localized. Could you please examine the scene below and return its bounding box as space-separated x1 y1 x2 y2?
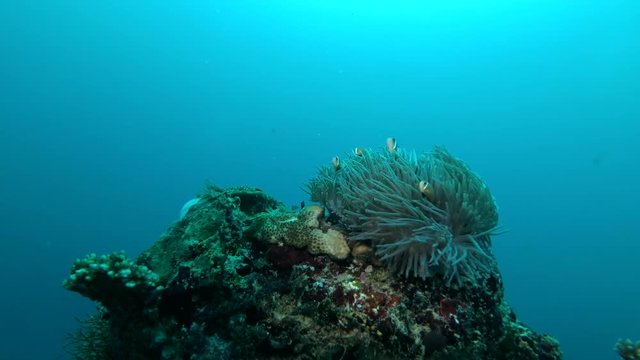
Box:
1 1 638 359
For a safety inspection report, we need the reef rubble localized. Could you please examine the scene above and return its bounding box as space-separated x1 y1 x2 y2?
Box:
64 183 562 359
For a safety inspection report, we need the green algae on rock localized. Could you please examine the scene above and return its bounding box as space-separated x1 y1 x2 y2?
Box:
64 183 562 360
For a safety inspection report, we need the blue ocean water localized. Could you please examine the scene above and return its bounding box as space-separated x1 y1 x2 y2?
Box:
0 1 638 359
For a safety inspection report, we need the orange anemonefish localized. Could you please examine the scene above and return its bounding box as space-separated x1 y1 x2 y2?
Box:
332 156 341 170
419 180 435 202
353 147 365 156
386 137 397 153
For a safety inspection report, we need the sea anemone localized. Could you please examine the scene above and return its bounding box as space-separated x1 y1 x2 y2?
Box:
307 144 499 286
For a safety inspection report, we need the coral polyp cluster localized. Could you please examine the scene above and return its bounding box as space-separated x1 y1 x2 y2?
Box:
308 144 498 286
246 204 350 260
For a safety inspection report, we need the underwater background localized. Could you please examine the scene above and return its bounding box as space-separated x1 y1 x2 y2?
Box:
0 1 638 359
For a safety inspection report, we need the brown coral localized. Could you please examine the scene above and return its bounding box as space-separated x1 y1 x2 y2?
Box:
247 206 350 260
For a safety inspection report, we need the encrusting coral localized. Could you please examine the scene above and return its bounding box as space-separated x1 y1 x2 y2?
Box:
246 204 350 260
63 142 562 360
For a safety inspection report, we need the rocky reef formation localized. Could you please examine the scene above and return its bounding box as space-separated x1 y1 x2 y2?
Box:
64 144 563 360
616 339 640 360
64 184 560 359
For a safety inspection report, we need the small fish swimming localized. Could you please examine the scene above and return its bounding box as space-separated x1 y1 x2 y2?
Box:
179 197 201 220
386 137 397 153
353 147 365 156
332 156 341 170
418 180 435 202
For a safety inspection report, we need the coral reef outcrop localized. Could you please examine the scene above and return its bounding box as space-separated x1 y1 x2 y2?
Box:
64 144 561 359
65 183 561 359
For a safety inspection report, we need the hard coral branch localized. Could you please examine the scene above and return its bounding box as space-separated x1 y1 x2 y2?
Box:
63 252 161 314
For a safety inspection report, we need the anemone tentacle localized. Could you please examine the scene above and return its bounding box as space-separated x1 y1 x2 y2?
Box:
307 143 499 287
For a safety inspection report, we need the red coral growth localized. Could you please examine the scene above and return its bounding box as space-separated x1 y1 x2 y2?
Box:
438 298 466 330
330 286 355 307
439 298 459 319
265 246 312 270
